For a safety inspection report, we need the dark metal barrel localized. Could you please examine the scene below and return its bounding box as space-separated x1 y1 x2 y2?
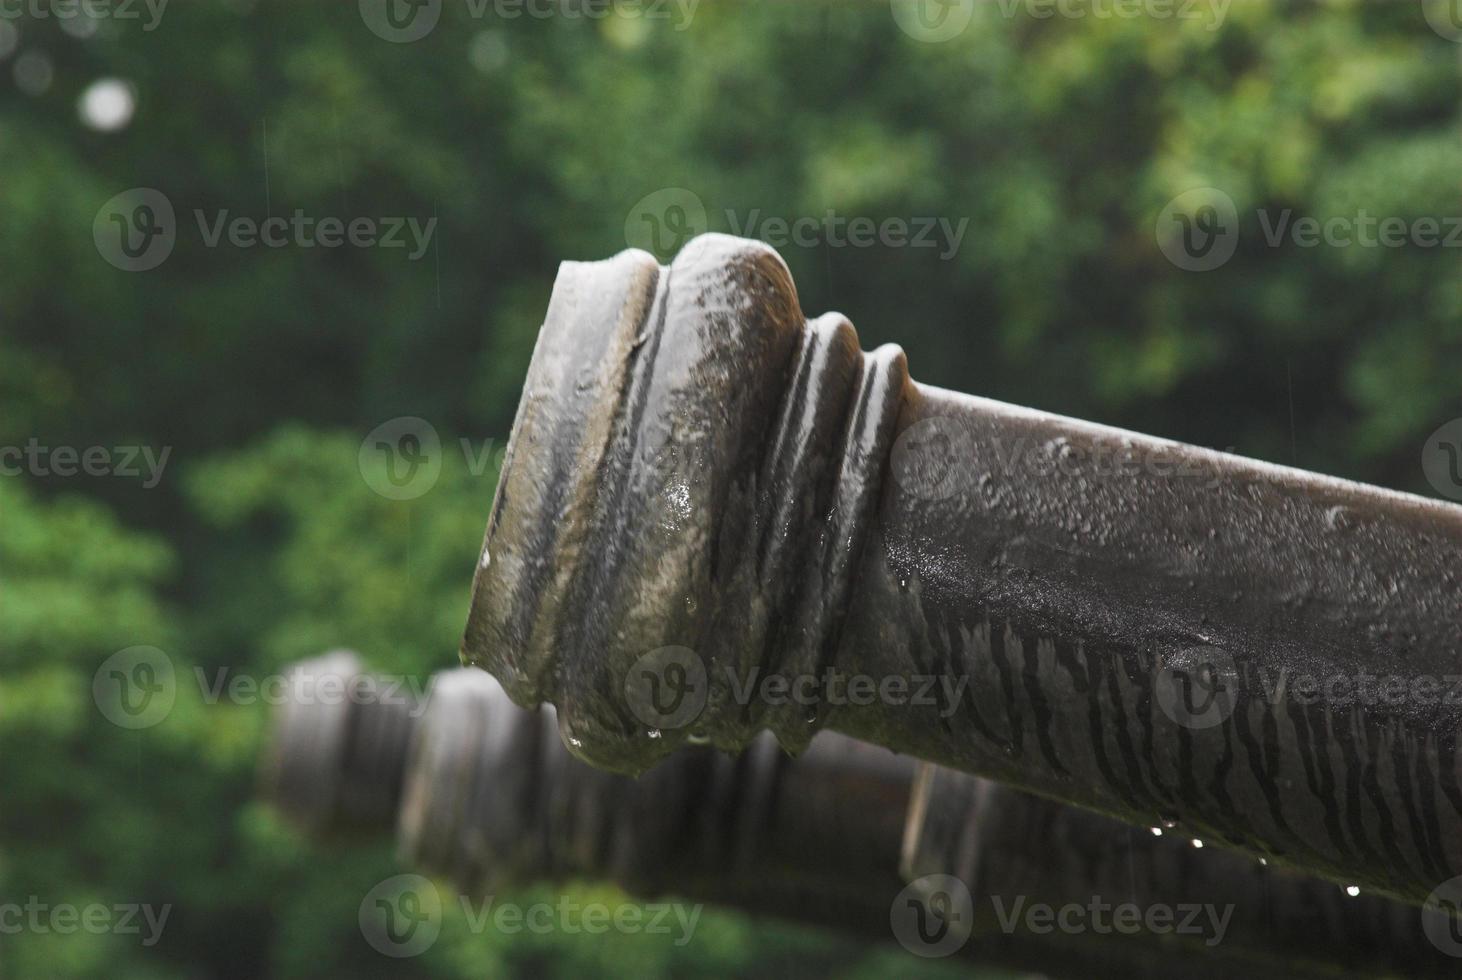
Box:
258 650 419 835
903 762 1462 978
462 233 1462 905
260 653 910 940
396 665 910 935
261 653 1462 977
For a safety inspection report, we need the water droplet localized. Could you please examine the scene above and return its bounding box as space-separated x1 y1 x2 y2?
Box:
1159 814 1180 829
1345 885 1360 897
78 78 137 133
1191 839 1204 849
1258 857 1268 866
647 729 662 739
567 736 582 748
1149 827 1163 837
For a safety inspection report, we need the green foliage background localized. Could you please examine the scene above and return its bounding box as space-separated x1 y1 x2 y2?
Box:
0 0 1457 976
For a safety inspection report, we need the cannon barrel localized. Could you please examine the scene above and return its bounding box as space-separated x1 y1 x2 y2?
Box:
262 653 1462 976
462 234 1462 905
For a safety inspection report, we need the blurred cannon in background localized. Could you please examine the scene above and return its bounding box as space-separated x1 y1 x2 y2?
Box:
262 652 1462 978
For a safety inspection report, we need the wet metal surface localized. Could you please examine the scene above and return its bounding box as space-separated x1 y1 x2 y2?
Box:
463 233 1462 906
263 653 1460 977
